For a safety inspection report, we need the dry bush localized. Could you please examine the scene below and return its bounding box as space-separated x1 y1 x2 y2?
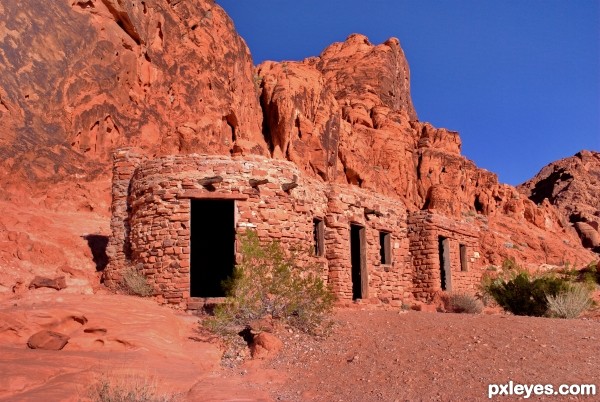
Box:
88 372 178 402
546 284 593 319
447 292 483 314
120 266 154 297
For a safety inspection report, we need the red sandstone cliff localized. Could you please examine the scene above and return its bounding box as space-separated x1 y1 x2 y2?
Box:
0 1 597 294
0 0 267 292
519 150 600 253
0 0 267 189
256 34 596 267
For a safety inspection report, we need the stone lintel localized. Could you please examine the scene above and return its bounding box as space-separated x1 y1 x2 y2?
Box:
178 190 248 200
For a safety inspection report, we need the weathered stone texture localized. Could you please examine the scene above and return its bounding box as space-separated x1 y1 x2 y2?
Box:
519 150 600 253
0 0 266 185
106 149 484 309
324 186 410 305
106 150 332 307
408 212 481 302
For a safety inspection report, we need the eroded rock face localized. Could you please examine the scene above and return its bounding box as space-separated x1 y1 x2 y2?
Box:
0 0 266 186
519 151 600 252
256 34 596 267
257 34 421 199
0 0 268 293
256 35 513 213
0 0 596 292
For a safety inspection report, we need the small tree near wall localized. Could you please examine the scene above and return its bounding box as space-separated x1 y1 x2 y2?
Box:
207 230 334 335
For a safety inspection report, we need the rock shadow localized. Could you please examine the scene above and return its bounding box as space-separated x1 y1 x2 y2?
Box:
83 234 109 271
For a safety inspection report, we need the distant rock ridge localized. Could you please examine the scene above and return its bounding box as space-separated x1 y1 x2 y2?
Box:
0 0 596 285
519 150 600 253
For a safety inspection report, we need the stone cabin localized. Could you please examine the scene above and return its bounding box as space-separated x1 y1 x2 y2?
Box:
105 148 482 310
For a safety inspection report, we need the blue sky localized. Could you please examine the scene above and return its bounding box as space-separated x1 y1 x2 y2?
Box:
217 1 599 185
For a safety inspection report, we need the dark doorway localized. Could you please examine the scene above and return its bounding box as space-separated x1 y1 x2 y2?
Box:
438 236 452 291
350 224 367 300
190 199 235 297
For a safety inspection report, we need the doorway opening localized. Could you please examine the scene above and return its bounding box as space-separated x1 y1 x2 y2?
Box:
350 224 367 300
190 199 235 297
438 236 452 291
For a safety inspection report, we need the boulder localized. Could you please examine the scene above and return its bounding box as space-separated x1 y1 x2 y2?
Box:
29 276 67 291
27 330 70 350
250 332 283 359
574 222 600 249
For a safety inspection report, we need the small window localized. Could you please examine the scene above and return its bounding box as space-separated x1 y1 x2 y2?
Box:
460 244 468 272
313 218 325 256
379 231 391 265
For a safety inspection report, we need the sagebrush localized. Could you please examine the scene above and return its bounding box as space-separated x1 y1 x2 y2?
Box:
563 262 600 286
88 372 177 402
546 284 593 319
206 231 334 335
447 292 483 314
480 259 595 317
120 266 154 297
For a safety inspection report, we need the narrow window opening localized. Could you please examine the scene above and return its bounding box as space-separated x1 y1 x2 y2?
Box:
313 218 325 257
379 231 391 265
224 112 238 143
460 244 468 272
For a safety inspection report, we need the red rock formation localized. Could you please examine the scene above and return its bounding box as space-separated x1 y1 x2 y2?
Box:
27 330 70 350
0 0 267 187
0 0 596 296
256 34 597 267
519 150 600 252
0 0 267 292
257 34 420 199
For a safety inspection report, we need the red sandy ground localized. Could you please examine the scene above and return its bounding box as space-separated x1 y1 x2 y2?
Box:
1 292 598 401
266 309 600 401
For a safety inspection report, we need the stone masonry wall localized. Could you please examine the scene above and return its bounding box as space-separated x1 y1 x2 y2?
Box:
105 148 148 288
106 151 330 308
408 211 482 302
106 148 486 310
325 186 411 306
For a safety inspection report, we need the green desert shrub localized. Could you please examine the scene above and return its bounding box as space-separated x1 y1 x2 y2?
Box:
483 270 570 317
546 284 593 319
206 231 334 335
577 261 600 286
554 262 599 285
447 292 483 314
120 265 154 297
